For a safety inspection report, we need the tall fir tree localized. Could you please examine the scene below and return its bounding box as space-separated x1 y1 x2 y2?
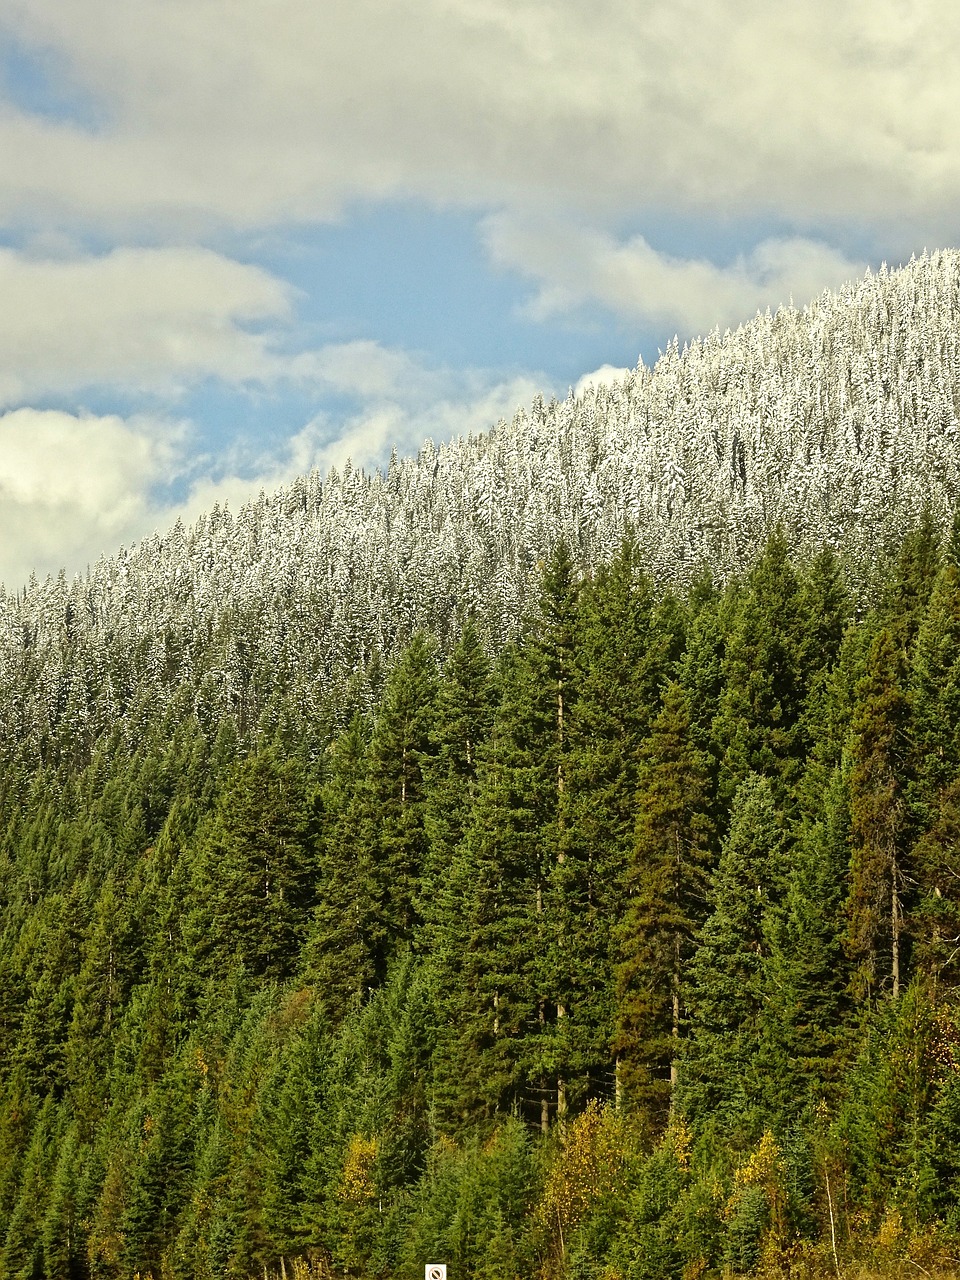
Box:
614 681 716 1130
678 774 786 1140
303 714 379 1023
422 621 495 902
554 545 679 1112
430 545 582 1129
715 530 815 806
190 748 318 982
846 627 913 1001
759 765 852 1123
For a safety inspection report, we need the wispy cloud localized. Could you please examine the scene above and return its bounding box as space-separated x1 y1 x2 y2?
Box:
485 217 868 336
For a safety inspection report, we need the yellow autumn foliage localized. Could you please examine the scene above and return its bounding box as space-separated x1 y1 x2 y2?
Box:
339 1133 378 1202
538 1100 625 1238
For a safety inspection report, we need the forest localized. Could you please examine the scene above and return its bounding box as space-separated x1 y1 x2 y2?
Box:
7 253 960 1279
4 516 960 1279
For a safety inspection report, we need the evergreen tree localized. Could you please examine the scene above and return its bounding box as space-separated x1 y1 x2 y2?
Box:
428 639 556 1129
760 765 852 1121
614 682 716 1129
846 628 912 1001
307 633 439 1018
554 545 676 1113
422 620 495 897
679 774 786 1139
1 1095 60 1280
716 531 814 805
192 748 318 982
881 507 942 650
907 521 960 986
364 631 440 949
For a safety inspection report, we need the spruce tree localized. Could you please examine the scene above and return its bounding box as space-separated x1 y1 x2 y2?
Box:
759 765 852 1122
304 713 379 1022
907 526 960 987
430 546 582 1128
194 748 318 982
422 621 494 900
715 530 813 805
363 631 440 949
846 627 912 1001
428 640 556 1129
678 774 786 1139
614 682 716 1129
555 545 675 1112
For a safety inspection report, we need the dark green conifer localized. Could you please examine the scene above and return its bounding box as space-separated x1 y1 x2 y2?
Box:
303 714 379 1022
422 620 495 896
846 628 912 1001
614 682 716 1129
194 748 318 982
715 530 814 805
678 774 786 1138
307 633 439 1019
760 765 852 1120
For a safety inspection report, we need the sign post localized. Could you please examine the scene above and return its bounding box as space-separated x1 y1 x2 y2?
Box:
425 1266 447 1280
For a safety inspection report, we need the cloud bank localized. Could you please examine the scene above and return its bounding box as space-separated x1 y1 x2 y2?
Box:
1 0 958 237
0 0 952 590
0 408 178 588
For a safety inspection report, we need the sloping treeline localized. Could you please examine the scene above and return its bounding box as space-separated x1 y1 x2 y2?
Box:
4 523 960 1278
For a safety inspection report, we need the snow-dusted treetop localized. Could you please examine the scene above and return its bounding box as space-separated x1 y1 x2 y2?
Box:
4 251 960 767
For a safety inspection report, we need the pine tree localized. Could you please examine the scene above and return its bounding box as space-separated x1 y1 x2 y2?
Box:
846 627 912 1001
716 531 813 805
120 1069 199 1278
1 1095 60 1280
428 640 556 1129
422 621 495 899
614 682 716 1128
882 507 942 650
907 523 960 987
363 631 440 950
430 547 583 1129
552 545 677 1113
66 874 141 1131
40 1123 89 1280
679 774 786 1139
759 765 852 1121
307 633 439 1020
195 748 318 982
303 714 380 1023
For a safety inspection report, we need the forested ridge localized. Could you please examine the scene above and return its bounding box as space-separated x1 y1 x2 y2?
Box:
7 257 960 1279
7 250 960 782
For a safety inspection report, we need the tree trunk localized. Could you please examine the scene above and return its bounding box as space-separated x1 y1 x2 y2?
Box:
892 855 901 999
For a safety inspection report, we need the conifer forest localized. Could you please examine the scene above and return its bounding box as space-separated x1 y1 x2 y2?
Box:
9 254 960 1278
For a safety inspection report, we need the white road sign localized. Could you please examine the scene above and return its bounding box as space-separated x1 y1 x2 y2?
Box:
425 1266 447 1280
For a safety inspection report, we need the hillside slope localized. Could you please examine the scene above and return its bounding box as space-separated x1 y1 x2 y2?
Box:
4 250 960 770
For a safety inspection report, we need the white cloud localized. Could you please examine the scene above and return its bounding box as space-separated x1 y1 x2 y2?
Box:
292 341 438 402
574 365 632 399
1 0 959 236
485 217 868 335
0 408 180 587
0 246 300 403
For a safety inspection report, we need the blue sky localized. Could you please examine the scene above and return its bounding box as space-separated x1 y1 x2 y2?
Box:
0 0 957 589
